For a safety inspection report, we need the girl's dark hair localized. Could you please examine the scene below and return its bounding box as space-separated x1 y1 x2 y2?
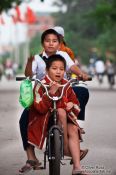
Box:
63 40 67 46
46 54 66 70
41 29 61 44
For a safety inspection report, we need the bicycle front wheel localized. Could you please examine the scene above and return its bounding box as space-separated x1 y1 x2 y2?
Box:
49 129 61 175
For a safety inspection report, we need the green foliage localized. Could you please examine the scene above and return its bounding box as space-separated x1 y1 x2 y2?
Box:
65 31 92 64
53 0 116 63
30 33 42 55
88 0 116 31
95 26 116 56
88 0 116 61
0 0 21 12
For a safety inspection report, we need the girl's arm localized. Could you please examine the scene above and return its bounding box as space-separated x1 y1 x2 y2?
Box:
67 86 80 116
25 56 34 77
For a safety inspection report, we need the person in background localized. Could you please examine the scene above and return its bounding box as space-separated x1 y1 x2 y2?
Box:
4 58 14 80
95 57 105 84
12 62 18 76
0 62 4 80
88 58 96 77
105 59 115 88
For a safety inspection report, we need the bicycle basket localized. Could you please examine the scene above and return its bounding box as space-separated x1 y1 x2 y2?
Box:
19 79 33 108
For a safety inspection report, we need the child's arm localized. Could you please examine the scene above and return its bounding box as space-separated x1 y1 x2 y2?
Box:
34 84 52 114
66 86 80 116
33 82 60 114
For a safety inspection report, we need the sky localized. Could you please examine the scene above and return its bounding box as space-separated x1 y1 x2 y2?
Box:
28 0 60 13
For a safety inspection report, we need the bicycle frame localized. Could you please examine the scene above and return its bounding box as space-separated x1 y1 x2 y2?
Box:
47 99 64 160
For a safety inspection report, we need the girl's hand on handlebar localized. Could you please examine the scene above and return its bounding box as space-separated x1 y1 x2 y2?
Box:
49 82 60 95
78 73 92 81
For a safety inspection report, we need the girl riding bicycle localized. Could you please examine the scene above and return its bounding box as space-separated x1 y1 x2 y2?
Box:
28 54 86 175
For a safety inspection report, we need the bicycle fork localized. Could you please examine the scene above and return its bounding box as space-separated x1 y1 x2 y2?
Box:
48 126 64 160
43 127 64 167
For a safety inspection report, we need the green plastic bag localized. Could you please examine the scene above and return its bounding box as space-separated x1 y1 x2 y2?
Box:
19 79 33 108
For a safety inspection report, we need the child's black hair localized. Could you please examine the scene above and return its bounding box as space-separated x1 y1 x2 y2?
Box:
41 29 61 44
46 54 66 70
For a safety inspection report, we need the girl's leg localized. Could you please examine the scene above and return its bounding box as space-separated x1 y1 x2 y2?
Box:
67 123 81 171
19 144 41 173
19 110 41 172
26 144 38 161
19 108 29 150
19 109 40 161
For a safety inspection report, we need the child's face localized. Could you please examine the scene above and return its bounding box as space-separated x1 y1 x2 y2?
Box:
43 34 60 55
47 60 65 82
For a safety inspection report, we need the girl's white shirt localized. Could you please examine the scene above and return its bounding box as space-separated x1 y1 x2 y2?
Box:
32 50 74 80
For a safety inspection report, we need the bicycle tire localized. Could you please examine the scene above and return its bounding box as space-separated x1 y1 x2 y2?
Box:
49 129 61 175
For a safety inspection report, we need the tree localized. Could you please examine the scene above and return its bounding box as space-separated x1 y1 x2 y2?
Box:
0 0 45 12
53 0 116 63
53 0 101 63
88 0 116 31
0 0 21 12
88 0 116 59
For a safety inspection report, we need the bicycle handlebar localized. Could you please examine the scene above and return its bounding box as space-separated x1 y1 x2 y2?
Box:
16 77 35 81
77 75 92 81
36 78 79 101
16 76 92 81
16 76 92 101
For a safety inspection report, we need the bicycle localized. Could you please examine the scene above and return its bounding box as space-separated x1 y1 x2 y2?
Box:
16 76 92 175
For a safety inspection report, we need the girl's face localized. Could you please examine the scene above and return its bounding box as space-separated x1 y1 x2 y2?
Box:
47 60 65 82
43 34 60 56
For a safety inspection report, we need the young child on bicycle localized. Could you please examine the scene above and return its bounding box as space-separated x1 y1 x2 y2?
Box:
28 54 86 175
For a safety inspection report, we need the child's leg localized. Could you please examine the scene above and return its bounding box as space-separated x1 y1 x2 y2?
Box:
57 108 70 155
67 123 81 171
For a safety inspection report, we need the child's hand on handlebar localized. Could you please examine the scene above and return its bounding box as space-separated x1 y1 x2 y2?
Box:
65 102 73 111
49 81 60 95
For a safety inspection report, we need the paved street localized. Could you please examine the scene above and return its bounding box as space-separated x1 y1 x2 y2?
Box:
0 75 116 175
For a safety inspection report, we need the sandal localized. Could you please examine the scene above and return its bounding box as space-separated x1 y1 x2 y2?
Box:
19 160 41 174
80 149 88 160
70 149 88 164
33 160 42 170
